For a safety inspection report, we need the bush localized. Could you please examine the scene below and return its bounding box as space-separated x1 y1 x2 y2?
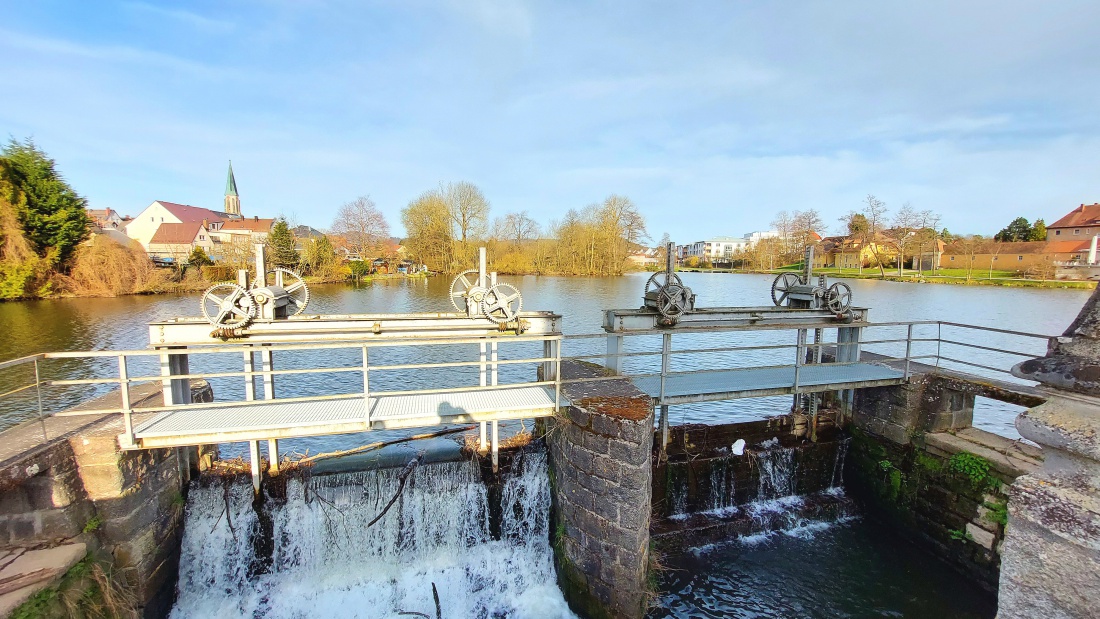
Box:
201 265 238 282
57 236 169 297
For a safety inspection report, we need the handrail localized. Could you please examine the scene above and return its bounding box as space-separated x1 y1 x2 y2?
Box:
0 318 1056 450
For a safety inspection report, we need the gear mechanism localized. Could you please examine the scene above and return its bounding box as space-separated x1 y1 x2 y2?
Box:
266 267 310 315
449 269 489 314
201 283 257 329
481 283 523 324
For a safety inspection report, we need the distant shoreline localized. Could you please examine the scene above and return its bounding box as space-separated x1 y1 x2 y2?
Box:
674 268 1097 290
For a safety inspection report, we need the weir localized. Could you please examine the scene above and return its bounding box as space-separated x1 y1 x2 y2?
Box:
0 246 1097 617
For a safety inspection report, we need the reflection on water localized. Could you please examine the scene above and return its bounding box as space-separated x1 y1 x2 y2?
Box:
0 274 1090 450
653 518 996 619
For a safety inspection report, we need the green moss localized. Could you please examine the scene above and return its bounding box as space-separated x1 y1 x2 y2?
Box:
947 528 972 542
81 515 102 533
983 499 1008 527
948 452 993 489
915 452 944 473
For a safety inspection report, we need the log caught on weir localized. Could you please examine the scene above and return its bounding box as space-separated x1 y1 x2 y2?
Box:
296 425 476 465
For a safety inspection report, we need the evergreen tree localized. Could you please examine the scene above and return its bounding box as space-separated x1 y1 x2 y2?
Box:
187 246 213 266
0 138 89 265
267 218 299 268
995 217 1032 242
1029 219 1047 241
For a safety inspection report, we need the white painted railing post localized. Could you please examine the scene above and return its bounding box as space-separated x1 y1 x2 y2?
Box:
905 323 914 380
362 346 370 425
660 333 671 452
118 355 135 448
33 359 46 442
606 334 624 374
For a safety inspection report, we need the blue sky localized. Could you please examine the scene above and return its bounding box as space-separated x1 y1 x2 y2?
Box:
2 1 1098 241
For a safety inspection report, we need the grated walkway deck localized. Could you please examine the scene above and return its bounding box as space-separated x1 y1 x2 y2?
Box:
632 362 905 404
132 385 558 448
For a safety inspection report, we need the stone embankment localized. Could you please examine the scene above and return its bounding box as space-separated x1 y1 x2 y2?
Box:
0 380 214 618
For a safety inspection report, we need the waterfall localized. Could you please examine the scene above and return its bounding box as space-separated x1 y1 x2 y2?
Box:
830 437 850 488
706 457 736 513
171 451 574 619
755 445 798 501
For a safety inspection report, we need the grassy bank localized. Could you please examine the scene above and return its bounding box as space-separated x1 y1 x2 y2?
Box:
677 266 1096 290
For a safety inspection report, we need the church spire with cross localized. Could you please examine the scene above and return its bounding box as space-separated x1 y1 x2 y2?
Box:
224 160 241 216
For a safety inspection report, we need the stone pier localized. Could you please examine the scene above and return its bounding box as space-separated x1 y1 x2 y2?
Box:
0 380 213 617
999 287 1100 618
545 361 653 619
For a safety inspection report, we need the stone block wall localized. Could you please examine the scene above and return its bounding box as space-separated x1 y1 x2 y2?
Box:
70 427 188 618
652 418 845 518
847 425 1040 590
852 374 977 445
0 441 96 547
546 361 653 619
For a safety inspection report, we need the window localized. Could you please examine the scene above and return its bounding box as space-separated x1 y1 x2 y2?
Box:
1056 230 1061 236
992 256 997 261
199 235 205 240
950 256 955 261
150 216 153 221
1075 229 1080 235
1018 256 1024 261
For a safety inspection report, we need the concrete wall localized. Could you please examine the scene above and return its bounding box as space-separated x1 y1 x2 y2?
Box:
546 361 653 619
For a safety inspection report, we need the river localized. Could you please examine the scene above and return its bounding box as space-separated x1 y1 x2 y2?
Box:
0 272 1089 448
0 274 1091 618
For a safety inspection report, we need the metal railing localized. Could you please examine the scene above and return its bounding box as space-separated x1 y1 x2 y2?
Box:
0 319 1055 450
0 332 562 447
557 320 1056 407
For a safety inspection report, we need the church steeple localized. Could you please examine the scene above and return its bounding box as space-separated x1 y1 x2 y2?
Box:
224 160 241 216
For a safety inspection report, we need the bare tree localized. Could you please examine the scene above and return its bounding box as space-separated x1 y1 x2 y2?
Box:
845 195 890 277
402 191 453 272
496 211 539 247
443 182 490 264
890 202 921 276
332 196 391 261
771 210 794 263
914 210 942 274
791 209 824 255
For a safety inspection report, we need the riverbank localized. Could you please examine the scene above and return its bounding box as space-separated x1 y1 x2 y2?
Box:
677 267 1097 289
0 270 433 302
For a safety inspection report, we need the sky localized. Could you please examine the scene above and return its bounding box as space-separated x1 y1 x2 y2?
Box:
2 1 1099 241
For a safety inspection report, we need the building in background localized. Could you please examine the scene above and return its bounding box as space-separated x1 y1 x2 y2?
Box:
1048 203 1100 239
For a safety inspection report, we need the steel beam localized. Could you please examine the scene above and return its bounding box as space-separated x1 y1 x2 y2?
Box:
150 311 562 347
602 306 868 333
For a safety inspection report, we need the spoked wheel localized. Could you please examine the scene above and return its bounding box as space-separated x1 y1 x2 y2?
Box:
481 283 523 324
771 272 803 306
826 282 853 313
201 283 257 329
449 269 487 313
267 268 310 315
645 270 685 297
656 284 691 319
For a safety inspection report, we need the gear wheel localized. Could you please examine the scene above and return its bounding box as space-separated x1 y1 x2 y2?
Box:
826 282 853 313
266 267 310 315
201 283 257 329
480 283 523 324
449 269 489 314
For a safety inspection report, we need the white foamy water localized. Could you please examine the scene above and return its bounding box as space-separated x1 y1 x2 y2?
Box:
171 451 574 619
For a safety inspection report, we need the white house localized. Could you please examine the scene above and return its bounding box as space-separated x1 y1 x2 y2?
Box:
124 201 232 250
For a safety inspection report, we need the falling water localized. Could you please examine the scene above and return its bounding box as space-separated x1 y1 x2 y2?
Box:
170 451 574 618
830 437 851 488
706 457 736 513
755 444 798 501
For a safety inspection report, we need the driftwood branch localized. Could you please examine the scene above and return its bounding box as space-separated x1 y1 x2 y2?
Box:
366 453 424 528
296 425 475 465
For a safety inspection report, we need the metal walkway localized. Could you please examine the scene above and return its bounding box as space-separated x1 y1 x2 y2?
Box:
132 385 558 448
632 363 905 404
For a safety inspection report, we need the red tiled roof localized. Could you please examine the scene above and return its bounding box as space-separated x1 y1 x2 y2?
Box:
220 217 274 232
1045 240 1093 253
942 240 1092 255
149 222 205 244
1049 204 1100 229
155 201 228 224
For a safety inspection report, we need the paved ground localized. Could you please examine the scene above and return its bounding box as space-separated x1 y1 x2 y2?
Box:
0 383 162 471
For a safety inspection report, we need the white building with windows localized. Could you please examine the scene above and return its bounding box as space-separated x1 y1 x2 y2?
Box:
676 231 780 262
